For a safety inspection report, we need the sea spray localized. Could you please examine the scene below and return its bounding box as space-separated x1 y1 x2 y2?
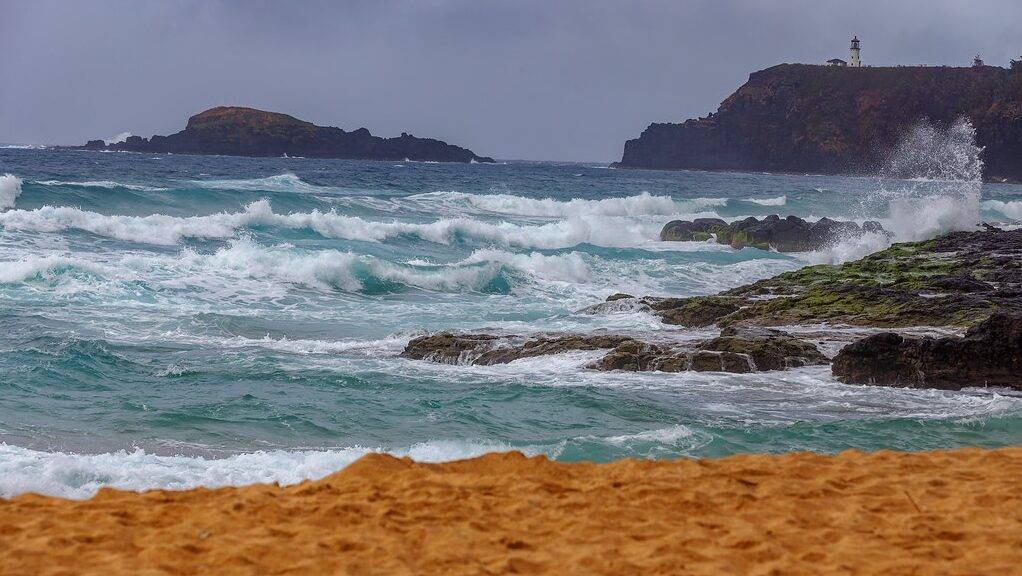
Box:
872 117 983 241
811 118 986 264
0 173 22 210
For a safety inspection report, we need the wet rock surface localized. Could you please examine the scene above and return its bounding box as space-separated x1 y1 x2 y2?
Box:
660 214 887 252
832 313 1022 389
402 329 827 374
644 228 1022 328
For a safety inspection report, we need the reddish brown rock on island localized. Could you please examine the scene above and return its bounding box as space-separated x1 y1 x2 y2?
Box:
617 63 1022 181
81 106 494 163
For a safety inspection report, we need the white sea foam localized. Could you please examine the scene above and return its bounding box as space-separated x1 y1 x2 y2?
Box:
186 239 516 293
0 173 22 210
0 204 253 245
188 173 331 194
799 117 987 264
458 249 591 283
0 144 46 149
602 424 695 445
982 200 1022 222
0 200 666 249
0 255 105 284
414 191 726 218
872 117 983 242
744 195 787 206
0 440 520 499
798 232 893 265
35 179 168 192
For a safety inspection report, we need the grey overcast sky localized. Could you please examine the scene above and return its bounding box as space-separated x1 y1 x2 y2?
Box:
2 0 1020 161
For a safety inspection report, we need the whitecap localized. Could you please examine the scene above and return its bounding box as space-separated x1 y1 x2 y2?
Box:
0 440 523 499
0 173 22 210
982 200 1022 222
35 179 168 192
744 195 787 206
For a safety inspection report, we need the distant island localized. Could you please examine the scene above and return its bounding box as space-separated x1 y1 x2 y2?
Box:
80 106 494 163
616 62 1022 181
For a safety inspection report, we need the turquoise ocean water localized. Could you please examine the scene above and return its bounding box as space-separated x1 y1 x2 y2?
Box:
1 145 1021 498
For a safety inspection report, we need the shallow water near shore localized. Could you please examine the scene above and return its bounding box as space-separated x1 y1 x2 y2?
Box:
2 146 1022 498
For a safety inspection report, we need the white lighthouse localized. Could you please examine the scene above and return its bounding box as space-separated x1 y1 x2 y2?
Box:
849 36 862 67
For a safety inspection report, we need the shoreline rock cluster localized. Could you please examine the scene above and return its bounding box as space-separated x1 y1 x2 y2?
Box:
832 313 1022 389
401 328 827 374
660 214 886 252
404 226 1021 390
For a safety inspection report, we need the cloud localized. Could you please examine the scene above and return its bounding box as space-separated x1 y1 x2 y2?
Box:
2 0 1020 161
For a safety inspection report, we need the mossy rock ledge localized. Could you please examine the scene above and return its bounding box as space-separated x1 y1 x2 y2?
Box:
630 228 1022 329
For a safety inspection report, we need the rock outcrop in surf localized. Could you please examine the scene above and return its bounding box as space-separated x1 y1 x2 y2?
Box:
660 214 887 252
832 313 1022 390
401 329 828 374
617 63 1022 182
624 227 1022 329
80 106 494 163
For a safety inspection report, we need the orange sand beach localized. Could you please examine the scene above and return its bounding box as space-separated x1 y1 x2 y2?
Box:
2 447 1021 575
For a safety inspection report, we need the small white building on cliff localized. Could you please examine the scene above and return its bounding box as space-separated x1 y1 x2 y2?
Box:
827 36 863 67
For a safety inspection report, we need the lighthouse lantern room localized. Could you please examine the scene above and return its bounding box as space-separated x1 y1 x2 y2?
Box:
850 36 862 67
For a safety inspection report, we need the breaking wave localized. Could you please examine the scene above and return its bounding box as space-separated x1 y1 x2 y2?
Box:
0 255 104 284
188 173 332 194
982 200 1022 222
414 191 726 217
872 117 983 242
744 195 787 206
0 144 47 150
0 173 22 210
0 200 666 249
185 240 519 294
0 440 519 499
35 179 168 192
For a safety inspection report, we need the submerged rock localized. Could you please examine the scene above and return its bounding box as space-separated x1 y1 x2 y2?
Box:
402 329 827 374
660 214 887 252
831 314 1022 389
400 333 633 365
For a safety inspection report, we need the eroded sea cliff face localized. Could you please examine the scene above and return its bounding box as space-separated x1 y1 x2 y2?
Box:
82 106 494 163
618 63 1022 181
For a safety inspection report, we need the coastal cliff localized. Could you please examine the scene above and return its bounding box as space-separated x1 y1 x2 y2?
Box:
618 63 1022 181
82 106 494 163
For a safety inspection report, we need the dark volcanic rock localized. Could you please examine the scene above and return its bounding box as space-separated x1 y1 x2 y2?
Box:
400 333 633 365
661 215 887 252
832 314 1022 389
79 106 494 163
617 63 1022 182
703 326 829 370
645 228 1022 328
659 218 728 241
402 330 827 374
605 293 635 302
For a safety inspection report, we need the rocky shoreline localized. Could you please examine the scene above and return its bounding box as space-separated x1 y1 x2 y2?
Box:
615 63 1022 182
403 223 1022 390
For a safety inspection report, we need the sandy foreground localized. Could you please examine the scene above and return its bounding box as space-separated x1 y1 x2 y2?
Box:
1 448 1021 575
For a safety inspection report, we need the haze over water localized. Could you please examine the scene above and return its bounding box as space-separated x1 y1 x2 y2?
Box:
2 140 1022 498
